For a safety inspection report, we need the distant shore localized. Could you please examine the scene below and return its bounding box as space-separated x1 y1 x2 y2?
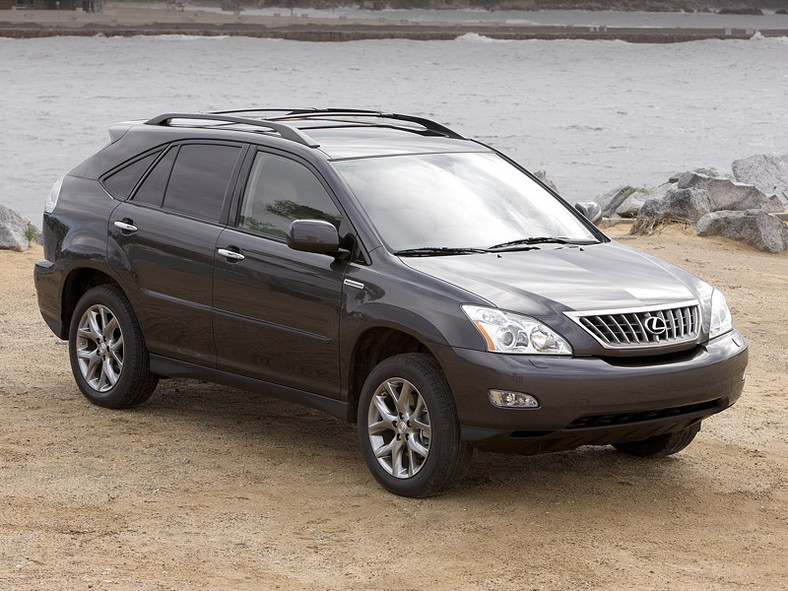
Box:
2 3 788 41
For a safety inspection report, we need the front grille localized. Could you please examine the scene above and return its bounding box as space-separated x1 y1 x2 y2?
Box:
565 301 700 350
566 399 722 430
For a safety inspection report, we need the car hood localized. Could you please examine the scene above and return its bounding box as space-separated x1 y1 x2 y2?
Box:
400 241 699 315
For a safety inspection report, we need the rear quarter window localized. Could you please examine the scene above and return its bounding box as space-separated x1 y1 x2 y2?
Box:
101 151 161 199
132 148 177 207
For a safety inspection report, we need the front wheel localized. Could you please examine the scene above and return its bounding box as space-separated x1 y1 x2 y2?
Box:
68 285 158 409
613 423 701 458
357 353 471 498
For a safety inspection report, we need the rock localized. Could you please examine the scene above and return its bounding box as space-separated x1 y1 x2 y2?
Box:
533 170 558 193
221 0 241 13
668 167 723 184
718 8 763 15
597 216 633 229
662 188 714 223
693 167 723 179
616 182 675 218
697 210 788 254
594 186 635 218
731 153 788 209
0 205 30 252
677 172 782 213
632 188 713 234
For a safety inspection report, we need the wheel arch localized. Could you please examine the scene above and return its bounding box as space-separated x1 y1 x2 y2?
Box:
60 267 123 340
346 326 442 423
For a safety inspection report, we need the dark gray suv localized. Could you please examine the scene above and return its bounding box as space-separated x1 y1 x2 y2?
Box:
34 109 748 497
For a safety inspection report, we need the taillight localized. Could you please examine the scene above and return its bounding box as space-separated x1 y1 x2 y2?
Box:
45 175 65 214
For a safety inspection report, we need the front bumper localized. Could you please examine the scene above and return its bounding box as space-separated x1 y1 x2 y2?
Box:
434 329 748 454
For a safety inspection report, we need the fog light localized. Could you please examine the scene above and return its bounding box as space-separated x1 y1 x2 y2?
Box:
488 389 540 409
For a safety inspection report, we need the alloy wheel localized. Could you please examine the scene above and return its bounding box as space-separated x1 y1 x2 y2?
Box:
367 377 432 479
75 304 124 393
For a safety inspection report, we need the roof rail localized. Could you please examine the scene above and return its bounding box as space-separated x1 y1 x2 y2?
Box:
144 113 320 148
208 108 467 141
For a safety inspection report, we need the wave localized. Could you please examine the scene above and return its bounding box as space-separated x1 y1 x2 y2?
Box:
455 33 512 44
131 34 232 41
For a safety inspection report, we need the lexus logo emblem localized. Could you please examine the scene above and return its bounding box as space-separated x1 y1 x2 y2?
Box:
644 316 668 336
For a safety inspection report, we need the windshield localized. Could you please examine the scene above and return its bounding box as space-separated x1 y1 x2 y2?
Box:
332 152 599 252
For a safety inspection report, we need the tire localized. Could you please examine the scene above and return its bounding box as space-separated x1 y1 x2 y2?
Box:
68 285 158 409
612 423 701 458
357 353 472 498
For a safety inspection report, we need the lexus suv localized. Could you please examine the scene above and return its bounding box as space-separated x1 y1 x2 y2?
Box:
34 109 748 497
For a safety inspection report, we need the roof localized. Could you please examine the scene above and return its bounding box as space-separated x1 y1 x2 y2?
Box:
142 109 490 160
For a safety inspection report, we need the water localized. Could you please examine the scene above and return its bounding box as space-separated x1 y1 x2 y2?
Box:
1 33 787 224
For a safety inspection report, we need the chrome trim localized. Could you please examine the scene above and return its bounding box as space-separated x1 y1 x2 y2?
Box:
343 279 365 290
564 300 700 350
113 220 138 233
217 248 245 261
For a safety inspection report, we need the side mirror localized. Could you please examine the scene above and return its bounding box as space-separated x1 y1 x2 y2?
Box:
574 201 602 223
286 219 342 256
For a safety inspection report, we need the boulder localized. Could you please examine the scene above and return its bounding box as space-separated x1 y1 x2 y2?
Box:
656 188 713 223
632 188 713 234
668 167 723 183
0 205 29 252
533 170 558 193
593 186 635 218
221 0 241 13
616 182 675 218
731 153 788 209
696 210 788 254
677 172 783 213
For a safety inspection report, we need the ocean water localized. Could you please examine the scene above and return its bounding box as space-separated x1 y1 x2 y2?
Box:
1 33 787 224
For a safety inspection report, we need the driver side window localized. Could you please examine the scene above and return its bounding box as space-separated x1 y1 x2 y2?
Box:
239 152 341 239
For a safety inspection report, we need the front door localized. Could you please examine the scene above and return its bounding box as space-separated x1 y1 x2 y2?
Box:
212 150 346 398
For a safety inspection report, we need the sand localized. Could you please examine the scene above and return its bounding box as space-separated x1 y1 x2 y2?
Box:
1 226 786 590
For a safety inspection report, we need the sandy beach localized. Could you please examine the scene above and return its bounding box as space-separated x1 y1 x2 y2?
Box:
3 2 788 40
1 225 785 590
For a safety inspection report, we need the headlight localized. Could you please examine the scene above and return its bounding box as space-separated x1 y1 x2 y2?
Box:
709 289 733 339
462 305 572 355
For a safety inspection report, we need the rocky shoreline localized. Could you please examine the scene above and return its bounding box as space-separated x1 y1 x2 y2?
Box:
588 152 788 253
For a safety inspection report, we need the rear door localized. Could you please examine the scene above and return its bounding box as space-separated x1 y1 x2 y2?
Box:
212 149 347 398
108 141 245 366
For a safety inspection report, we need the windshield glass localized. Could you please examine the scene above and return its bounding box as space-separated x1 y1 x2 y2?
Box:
332 152 598 252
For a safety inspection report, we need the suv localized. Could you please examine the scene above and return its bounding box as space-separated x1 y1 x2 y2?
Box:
35 109 748 497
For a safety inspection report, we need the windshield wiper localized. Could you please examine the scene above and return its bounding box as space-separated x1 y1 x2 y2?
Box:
489 236 598 250
394 246 490 257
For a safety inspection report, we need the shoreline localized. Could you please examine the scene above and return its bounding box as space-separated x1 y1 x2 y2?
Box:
2 4 787 41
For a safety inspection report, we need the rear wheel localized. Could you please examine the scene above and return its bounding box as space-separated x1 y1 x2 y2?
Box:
613 423 701 458
358 353 471 497
68 285 158 408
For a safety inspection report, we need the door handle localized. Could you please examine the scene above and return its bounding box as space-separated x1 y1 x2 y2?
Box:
217 248 245 261
113 220 138 233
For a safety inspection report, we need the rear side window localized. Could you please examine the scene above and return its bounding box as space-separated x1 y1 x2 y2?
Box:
163 144 242 222
103 151 160 199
